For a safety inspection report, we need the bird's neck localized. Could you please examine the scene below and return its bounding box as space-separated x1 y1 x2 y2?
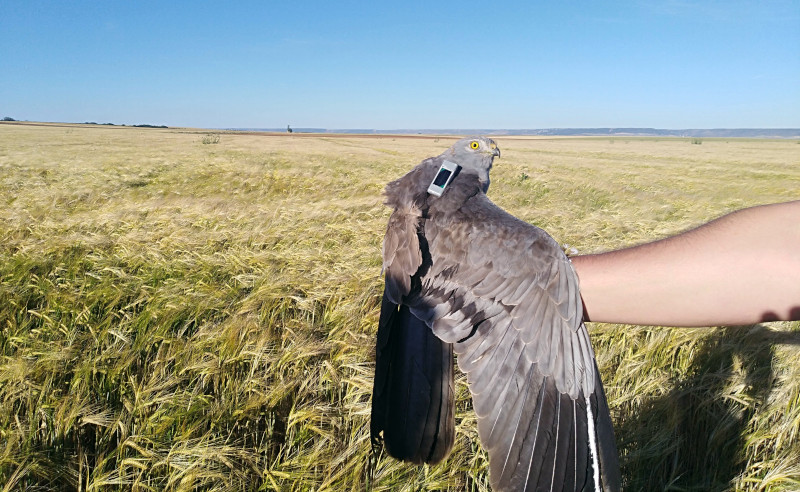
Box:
426 171 484 214
383 159 486 217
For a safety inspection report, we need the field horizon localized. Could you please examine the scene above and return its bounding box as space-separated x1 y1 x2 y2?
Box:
4 120 800 140
1 122 799 491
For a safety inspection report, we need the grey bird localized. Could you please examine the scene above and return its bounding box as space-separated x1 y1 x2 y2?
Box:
371 136 620 491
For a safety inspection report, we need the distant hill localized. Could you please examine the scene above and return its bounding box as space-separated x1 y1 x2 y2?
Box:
511 128 800 138
228 127 800 138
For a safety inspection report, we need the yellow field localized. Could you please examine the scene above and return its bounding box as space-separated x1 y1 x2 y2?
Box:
1 122 799 490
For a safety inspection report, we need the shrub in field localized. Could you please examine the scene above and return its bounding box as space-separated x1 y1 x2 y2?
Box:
202 133 221 144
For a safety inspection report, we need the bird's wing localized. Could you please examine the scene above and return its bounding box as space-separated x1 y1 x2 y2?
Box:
371 174 456 464
411 193 620 491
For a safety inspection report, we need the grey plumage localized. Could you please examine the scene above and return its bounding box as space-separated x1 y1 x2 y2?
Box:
371 137 620 491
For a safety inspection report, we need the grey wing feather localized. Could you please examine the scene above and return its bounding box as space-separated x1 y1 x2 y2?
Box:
382 207 422 303
417 194 620 491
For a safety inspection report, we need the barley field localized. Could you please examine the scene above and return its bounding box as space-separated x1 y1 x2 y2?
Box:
1 122 799 491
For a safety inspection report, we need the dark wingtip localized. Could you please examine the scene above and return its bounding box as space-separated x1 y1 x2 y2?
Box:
373 305 456 466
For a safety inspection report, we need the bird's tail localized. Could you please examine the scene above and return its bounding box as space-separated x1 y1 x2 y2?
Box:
371 296 455 464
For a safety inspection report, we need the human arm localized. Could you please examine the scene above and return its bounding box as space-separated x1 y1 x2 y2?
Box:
571 200 800 327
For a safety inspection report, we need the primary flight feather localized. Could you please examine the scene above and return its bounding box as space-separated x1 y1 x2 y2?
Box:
371 137 620 491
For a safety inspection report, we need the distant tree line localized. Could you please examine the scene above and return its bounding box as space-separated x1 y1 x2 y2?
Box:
2 118 168 128
83 122 168 128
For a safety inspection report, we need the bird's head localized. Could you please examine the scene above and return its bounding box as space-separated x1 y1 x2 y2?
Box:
444 136 500 192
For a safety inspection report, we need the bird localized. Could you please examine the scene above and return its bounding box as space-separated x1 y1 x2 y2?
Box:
371 136 620 491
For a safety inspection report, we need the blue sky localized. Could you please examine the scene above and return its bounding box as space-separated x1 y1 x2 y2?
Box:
2 1 798 129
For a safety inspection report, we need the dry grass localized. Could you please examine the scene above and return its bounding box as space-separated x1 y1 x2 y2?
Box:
1 122 799 491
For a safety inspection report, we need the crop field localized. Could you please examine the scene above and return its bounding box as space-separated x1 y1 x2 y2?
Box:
1 122 799 491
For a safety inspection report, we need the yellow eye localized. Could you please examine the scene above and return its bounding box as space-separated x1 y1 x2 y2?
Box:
470 141 480 150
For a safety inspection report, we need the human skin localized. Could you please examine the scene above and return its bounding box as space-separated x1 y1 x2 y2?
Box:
571 200 800 327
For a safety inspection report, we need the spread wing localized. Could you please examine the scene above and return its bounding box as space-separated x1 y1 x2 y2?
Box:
413 193 619 491
371 181 456 464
